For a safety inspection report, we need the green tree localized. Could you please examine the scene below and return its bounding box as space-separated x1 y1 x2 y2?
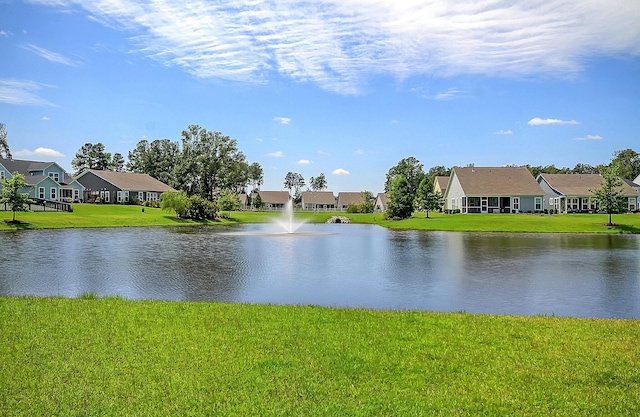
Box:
160 190 189 218
309 173 328 191
610 149 640 181
128 139 180 186
284 172 305 201
385 157 425 199
253 192 264 210
572 163 598 174
386 175 413 219
415 176 434 218
0 123 12 158
592 166 627 226
427 165 450 179
359 190 375 213
247 162 264 192
218 189 241 218
0 172 33 222
71 142 112 175
111 152 125 172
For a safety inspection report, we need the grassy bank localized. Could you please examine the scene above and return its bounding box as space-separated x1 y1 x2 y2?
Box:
2 203 640 233
1 297 638 416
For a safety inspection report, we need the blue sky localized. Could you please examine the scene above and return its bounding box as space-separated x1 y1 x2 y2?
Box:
1 0 639 193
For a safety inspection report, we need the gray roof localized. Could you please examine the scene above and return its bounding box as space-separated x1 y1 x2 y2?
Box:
301 191 336 205
337 192 365 206
79 169 174 192
0 157 77 186
452 166 543 196
257 191 290 204
540 174 637 197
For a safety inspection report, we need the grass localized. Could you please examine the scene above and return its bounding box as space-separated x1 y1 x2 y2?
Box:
2 204 640 233
1 297 638 416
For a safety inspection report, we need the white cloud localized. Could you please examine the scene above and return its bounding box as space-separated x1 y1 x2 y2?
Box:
13 147 65 157
273 117 291 125
494 129 513 135
354 149 365 155
256 138 263 142
33 1 640 95
0 79 55 106
20 43 79 66
528 118 580 126
267 151 284 157
332 168 350 176
574 134 603 141
42 116 50 121
432 88 466 100
297 159 311 165
317 150 330 156
0 30 11 37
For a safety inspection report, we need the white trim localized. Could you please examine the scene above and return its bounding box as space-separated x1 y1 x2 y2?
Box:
39 187 45 199
50 187 57 201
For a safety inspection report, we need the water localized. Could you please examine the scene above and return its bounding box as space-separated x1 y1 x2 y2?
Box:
1 224 639 318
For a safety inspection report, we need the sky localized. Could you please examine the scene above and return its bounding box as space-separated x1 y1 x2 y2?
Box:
1 0 639 193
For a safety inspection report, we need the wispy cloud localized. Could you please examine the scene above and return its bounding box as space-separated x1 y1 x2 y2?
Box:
0 79 55 106
273 117 291 125
432 88 466 100
13 147 65 157
32 0 640 95
494 129 513 135
267 151 284 157
528 118 580 126
332 168 350 176
574 134 603 141
21 43 79 66
296 159 311 165
354 149 365 155
0 30 11 37
42 116 51 121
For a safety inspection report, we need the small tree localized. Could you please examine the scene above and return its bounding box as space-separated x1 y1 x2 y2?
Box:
309 173 328 191
0 172 33 222
218 189 240 218
160 190 189 218
592 166 627 226
415 177 444 218
387 175 414 219
253 192 264 210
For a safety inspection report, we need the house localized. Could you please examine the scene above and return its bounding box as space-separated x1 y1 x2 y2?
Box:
336 192 365 211
537 173 638 213
76 169 173 203
301 191 336 211
238 193 249 209
255 191 290 210
374 193 388 212
444 166 545 213
433 176 449 195
0 157 84 202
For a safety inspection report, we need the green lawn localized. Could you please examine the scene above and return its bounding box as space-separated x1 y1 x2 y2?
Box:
2 204 640 233
1 297 638 416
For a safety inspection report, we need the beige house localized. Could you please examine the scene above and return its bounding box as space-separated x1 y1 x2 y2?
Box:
433 176 449 195
301 191 335 211
374 193 389 212
444 166 544 213
256 191 290 210
336 192 365 211
537 173 638 213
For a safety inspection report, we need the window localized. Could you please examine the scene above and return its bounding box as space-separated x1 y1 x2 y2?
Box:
138 191 144 201
74 189 79 201
104 190 110 203
512 197 520 212
50 187 57 200
117 191 123 203
535 197 542 211
629 197 637 212
468 197 480 207
147 192 158 201
39 187 45 199
488 197 499 207
48 172 60 182
124 191 129 202
0 171 4 180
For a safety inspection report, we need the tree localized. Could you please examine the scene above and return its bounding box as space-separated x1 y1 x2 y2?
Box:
253 192 264 210
217 189 241 218
284 172 305 201
0 172 33 222
71 142 112 174
127 139 180 186
160 190 189 218
385 157 425 197
572 163 598 174
386 174 414 219
414 176 444 218
0 123 12 158
247 162 264 192
359 190 375 213
309 173 327 191
610 149 640 181
427 165 450 179
592 166 627 226
111 152 125 172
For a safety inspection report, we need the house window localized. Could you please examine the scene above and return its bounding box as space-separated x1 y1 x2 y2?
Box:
512 197 520 212
535 197 542 211
138 191 144 201
50 187 57 201
104 191 110 203
48 172 60 182
147 192 158 201
488 197 499 207
117 191 123 203
39 187 45 199
74 189 79 201
0 171 4 180
629 197 637 212
124 191 129 202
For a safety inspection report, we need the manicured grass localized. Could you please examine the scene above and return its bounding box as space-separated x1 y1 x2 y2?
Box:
1 297 638 416
2 204 640 233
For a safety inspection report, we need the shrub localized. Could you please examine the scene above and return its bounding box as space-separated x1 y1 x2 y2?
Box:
186 195 217 220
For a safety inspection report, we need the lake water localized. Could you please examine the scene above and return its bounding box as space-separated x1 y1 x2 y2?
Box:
1 224 639 318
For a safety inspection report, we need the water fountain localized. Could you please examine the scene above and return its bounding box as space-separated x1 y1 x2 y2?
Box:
274 200 305 234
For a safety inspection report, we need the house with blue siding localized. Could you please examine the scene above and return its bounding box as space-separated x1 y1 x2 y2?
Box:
444 166 545 213
0 157 84 202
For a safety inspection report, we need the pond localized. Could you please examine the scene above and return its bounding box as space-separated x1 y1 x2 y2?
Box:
1 224 639 318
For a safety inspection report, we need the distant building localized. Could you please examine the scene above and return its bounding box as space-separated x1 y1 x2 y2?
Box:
76 169 173 203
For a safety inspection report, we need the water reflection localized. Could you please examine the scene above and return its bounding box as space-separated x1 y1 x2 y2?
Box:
0 225 638 318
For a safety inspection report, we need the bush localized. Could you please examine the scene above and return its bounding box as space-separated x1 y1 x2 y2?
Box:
186 195 217 220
